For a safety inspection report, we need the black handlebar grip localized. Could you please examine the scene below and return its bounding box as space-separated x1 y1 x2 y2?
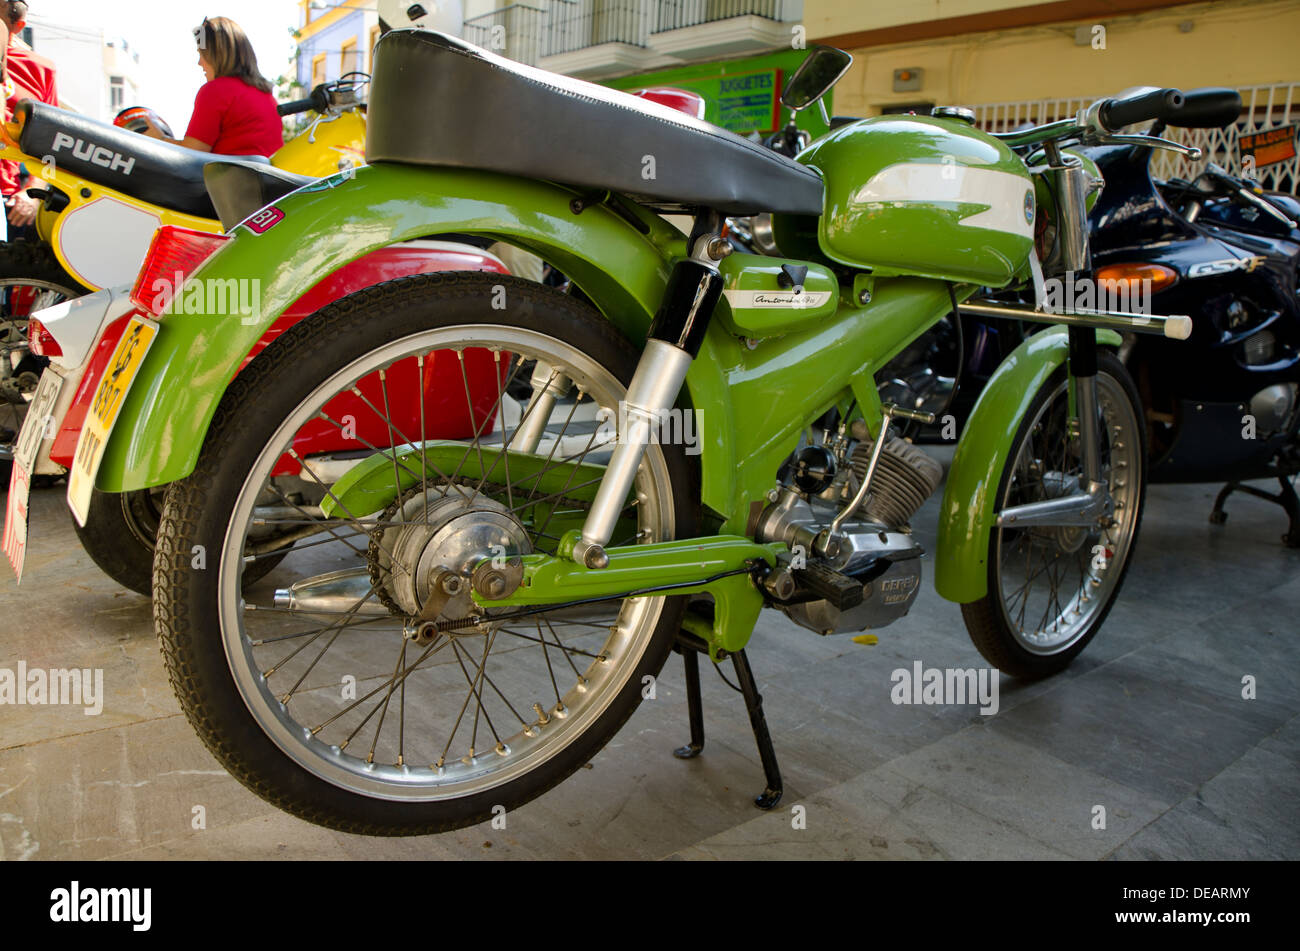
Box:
1098 87 1185 131
277 97 315 117
277 84 333 117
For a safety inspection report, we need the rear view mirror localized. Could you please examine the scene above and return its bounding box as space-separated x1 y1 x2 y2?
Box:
782 46 853 112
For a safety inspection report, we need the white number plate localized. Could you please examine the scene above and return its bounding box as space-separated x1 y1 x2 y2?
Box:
4 369 63 581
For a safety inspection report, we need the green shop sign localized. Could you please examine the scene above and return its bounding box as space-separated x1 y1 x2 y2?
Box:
690 69 782 134
605 50 831 138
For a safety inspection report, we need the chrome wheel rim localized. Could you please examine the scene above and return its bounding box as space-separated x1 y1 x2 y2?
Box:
994 372 1141 655
217 325 674 801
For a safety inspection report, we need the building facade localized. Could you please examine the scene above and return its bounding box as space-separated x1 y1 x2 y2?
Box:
295 0 382 91
293 0 497 90
803 0 1300 191
23 14 143 121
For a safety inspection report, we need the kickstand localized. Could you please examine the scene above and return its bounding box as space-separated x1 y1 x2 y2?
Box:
672 630 783 810
1210 474 1300 547
671 645 706 759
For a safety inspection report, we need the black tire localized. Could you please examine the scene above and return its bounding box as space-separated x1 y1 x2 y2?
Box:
73 488 165 596
0 240 90 484
74 487 289 596
153 272 698 836
961 351 1147 679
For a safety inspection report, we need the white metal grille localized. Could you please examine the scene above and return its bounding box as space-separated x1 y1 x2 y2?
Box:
1154 83 1300 194
968 83 1300 195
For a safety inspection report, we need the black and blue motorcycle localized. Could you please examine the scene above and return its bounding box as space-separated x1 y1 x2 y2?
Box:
889 88 1300 545
1086 88 1300 545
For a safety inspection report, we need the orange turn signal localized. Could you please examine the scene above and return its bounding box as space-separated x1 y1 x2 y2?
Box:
1094 262 1177 294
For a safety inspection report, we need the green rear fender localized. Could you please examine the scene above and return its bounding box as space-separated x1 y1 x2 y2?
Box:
933 326 1122 604
95 163 689 493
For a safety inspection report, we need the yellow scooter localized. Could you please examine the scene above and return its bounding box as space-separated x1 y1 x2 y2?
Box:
0 74 367 292
0 75 366 480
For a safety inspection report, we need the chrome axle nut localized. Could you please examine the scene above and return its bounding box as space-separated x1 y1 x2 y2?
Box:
472 557 525 601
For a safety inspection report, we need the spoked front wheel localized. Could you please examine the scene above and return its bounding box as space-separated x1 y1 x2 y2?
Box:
962 352 1146 678
154 273 696 835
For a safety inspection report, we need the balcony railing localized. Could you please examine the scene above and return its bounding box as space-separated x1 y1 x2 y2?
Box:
463 4 547 64
464 1 798 65
547 1 647 54
653 0 788 33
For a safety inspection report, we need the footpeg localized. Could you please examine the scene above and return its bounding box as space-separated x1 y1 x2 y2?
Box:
793 562 864 610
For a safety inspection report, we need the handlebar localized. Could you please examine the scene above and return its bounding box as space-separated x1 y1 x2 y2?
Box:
277 97 314 117
992 86 1198 156
278 84 331 117
277 74 370 118
1097 87 1185 131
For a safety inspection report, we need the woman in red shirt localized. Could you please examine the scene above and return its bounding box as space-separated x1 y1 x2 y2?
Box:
144 16 283 158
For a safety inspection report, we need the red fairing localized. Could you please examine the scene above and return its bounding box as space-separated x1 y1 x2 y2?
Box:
253 242 512 473
630 87 707 120
272 347 506 477
51 243 513 474
242 242 507 365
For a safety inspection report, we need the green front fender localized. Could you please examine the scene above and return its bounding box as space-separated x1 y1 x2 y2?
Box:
933 326 1122 604
95 163 687 492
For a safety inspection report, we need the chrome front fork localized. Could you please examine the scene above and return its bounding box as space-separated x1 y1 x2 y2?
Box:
997 326 1113 529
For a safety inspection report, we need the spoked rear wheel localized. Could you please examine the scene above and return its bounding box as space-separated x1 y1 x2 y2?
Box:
154 273 696 835
962 352 1146 678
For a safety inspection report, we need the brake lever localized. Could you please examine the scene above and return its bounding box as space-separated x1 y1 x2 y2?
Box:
1097 133 1203 160
1201 162 1298 229
1234 184 1298 229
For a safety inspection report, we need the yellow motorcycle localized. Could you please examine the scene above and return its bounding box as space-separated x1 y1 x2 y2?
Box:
0 75 367 481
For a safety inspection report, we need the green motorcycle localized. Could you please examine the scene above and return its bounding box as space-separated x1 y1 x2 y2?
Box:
85 32 1197 834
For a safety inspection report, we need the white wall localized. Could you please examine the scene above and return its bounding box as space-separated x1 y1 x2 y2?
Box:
25 16 105 116
24 15 144 121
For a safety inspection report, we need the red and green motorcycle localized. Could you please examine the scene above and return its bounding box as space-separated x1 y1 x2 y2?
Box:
62 32 1198 834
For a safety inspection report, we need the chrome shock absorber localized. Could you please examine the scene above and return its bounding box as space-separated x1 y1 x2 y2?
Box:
512 360 571 455
571 227 727 569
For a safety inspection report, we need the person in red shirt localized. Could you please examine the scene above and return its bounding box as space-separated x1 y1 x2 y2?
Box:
142 16 283 158
3 1 60 229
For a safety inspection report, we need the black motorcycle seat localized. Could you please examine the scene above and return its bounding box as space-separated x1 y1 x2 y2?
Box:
15 101 273 220
204 162 317 231
366 30 825 217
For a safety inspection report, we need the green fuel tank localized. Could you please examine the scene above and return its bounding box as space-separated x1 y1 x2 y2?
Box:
775 115 1036 287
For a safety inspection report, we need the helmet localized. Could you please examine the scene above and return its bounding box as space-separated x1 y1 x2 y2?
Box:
114 106 175 138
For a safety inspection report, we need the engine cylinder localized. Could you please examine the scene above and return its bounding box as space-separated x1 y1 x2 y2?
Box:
850 437 943 527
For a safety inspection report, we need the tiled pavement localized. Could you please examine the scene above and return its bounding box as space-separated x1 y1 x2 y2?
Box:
1 459 1296 860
